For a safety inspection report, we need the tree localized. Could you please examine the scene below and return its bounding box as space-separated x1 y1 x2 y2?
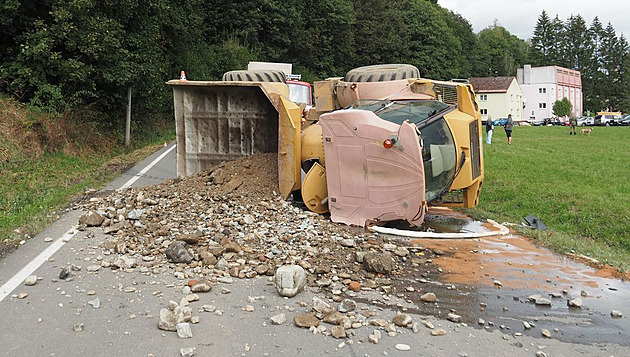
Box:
552 97 573 117
293 0 356 80
441 9 477 78
530 10 553 66
475 23 528 76
620 51 630 113
584 17 606 112
548 15 566 66
398 0 469 79
563 15 592 70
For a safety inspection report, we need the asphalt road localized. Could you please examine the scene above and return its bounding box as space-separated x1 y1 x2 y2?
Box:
1 142 629 357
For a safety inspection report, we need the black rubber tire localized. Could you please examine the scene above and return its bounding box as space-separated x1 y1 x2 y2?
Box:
343 64 420 82
222 70 286 83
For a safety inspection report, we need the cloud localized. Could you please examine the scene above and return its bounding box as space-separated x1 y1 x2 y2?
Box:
440 0 628 40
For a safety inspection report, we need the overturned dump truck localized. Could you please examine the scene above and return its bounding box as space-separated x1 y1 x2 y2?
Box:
167 64 483 227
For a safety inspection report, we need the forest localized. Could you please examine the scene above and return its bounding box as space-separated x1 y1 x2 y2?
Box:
1 0 628 127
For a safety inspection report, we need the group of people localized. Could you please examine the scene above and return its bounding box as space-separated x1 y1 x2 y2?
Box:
485 114 513 145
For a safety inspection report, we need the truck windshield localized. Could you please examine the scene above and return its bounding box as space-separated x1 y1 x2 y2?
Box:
353 100 457 202
287 82 312 105
419 119 457 201
352 100 450 125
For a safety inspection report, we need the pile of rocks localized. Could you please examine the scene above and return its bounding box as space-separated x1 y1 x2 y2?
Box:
77 154 440 304
77 153 620 351
74 154 460 351
289 295 437 342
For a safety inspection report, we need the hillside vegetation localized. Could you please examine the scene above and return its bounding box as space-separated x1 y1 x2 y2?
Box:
2 0 627 128
0 97 173 252
471 126 630 271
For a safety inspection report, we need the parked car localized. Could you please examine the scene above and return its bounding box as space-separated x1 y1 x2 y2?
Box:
494 118 508 126
531 118 546 126
578 117 595 126
544 117 563 126
576 116 594 126
594 114 623 126
577 117 587 126
621 115 630 126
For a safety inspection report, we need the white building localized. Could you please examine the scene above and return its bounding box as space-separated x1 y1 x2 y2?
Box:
468 77 524 122
516 65 582 120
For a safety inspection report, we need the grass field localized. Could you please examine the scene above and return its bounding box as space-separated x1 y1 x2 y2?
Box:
0 97 176 250
0 153 111 240
0 143 173 249
469 125 630 271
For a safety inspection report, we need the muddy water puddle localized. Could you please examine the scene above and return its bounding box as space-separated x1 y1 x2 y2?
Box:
380 211 630 346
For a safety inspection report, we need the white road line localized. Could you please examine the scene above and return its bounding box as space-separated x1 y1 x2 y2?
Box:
120 144 176 190
0 144 176 303
0 229 78 302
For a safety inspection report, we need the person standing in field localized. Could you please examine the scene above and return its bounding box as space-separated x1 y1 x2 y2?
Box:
569 116 577 135
485 116 493 144
504 113 513 144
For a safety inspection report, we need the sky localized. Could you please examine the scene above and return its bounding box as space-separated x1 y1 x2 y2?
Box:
439 0 628 41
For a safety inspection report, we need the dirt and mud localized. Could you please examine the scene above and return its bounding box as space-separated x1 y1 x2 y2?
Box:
75 153 629 348
380 209 630 346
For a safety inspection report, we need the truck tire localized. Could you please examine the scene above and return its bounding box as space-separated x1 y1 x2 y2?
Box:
343 64 420 82
222 70 286 83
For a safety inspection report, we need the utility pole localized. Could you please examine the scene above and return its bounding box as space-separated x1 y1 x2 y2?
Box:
125 87 131 147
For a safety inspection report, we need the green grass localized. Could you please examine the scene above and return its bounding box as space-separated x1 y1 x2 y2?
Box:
468 125 630 271
0 124 175 248
0 95 176 253
0 153 112 240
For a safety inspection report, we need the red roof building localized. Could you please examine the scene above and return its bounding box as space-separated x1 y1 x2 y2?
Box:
468 77 524 122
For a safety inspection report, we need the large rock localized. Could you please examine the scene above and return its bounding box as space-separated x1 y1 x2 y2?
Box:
274 265 306 297
431 328 447 336
222 241 242 253
158 308 178 331
270 313 287 325
312 297 333 314
331 326 346 339
174 305 193 323
420 292 437 302
337 299 356 313
363 252 393 274
103 223 123 234
198 250 217 266
190 281 212 293
79 211 104 227
166 241 193 264
177 233 202 245
24 275 37 286
177 323 193 338
392 313 413 328
340 239 356 247
127 209 145 220
611 310 623 318
322 311 346 325
568 297 583 308
180 347 196 357
59 266 71 280
113 255 136 269
294 313 319 328
159 301 194 332
447 313 462 323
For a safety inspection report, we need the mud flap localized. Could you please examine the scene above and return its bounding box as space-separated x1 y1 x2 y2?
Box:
301 162 329 214
276 95 303 199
